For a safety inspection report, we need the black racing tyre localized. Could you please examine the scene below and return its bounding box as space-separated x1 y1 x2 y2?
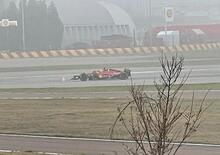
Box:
119 72 128 80
124 68 131 77
80 73 88 81
88 74 95 80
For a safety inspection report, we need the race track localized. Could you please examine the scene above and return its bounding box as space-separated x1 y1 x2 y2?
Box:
0 51 220 88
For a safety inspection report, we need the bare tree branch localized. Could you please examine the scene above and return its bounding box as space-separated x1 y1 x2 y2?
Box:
111 54 211 155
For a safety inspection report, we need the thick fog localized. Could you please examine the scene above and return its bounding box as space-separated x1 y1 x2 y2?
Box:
1 0 220 50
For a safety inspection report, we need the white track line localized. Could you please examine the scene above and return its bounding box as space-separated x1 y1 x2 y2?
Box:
0 149 13 153
0 149 62 155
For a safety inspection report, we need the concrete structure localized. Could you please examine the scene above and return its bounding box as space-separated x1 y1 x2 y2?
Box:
109 0 220 24
107 0 220 46
52 0 135 48
2 0 220 48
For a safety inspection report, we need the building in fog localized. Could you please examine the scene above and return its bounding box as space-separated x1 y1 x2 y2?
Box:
52 0 135 48
103 0 220 45
2 0 220 48
106 0 220 26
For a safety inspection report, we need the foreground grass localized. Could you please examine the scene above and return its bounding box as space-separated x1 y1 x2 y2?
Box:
0 98 219 144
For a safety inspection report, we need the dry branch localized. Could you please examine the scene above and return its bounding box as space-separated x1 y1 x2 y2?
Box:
110 54 210 155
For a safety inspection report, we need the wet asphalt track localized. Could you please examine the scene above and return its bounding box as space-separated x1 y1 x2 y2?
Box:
0 51 220 88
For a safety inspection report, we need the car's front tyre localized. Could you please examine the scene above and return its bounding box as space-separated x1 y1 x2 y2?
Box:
80 73 88 81
119 72 128 80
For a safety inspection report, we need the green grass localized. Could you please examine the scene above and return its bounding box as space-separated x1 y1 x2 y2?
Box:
0 83 219 144
0 98 219 144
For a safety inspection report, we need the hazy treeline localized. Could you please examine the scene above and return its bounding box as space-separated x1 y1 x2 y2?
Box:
0 0 64 51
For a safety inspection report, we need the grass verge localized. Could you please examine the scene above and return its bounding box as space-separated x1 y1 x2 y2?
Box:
0 83 220 94
0 97 219 144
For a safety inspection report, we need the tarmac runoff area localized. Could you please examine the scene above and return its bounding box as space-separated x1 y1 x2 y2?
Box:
0 50 220 88
0 134 220 155
0 65 220 88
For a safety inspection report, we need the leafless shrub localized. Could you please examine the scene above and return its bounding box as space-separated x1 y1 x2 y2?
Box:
110 54 210 155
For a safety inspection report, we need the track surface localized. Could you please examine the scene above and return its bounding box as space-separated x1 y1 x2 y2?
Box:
0 134 220 155
0 51 220 88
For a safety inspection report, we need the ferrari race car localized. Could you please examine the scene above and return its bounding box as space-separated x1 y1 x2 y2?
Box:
71 68 131 81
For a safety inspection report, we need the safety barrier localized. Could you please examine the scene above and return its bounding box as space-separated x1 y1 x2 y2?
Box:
0 42 220 59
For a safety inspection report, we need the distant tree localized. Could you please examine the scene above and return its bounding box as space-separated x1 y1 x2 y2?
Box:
23 0 63 51
0 1 19 51
5 1 20 50
47 1 64 50
0 0 64 51
35 0 48 50
26 0 41 50
0 0 5 13
0 10 7 50
18 0 27 50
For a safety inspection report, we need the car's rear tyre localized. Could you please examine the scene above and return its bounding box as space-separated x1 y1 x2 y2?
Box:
124 68 131 77
88 74 95 80
80 73 88 81
119 72 128 80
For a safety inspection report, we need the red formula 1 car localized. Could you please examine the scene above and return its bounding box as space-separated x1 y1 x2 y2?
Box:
71 68 131 81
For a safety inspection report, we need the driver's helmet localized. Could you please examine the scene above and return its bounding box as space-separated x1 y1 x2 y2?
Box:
103 67 107 71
